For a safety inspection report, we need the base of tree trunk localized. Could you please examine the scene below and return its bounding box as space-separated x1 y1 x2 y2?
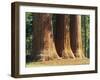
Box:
62 49 75 59
75 49 85 58
37 50 61 61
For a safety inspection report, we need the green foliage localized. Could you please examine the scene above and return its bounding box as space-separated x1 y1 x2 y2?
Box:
52 14 57 37
81 15 90 58
26 12 33 55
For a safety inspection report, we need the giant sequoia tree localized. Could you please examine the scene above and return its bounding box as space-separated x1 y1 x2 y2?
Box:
32 13 60 61
54 14 75 58
70 15 85 58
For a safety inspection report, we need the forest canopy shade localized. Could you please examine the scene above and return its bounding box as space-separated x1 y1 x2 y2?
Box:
11 2 97 78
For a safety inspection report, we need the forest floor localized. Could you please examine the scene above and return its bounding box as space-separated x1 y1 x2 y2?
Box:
26 58 89 67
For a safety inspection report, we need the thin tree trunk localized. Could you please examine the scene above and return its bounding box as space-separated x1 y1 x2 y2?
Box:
32 13 60 61
54 14 75 58
70 15 85 58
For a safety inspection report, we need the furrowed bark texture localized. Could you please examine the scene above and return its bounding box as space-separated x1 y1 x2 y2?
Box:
70 15 85 58
32 13 60 61
54 14 75 58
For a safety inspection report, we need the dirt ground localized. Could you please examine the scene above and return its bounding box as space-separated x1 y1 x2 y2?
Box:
26 58 90 67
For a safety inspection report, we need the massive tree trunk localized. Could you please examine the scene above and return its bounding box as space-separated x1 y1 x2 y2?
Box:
70 15 85 58
32 13 60 61
54 14 75 58
54 14 64 57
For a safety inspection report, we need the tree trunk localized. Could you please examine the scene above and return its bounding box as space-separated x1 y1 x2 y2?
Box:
54 14 64 57
54 14 75 58
32 13 60 61
70 15 85 58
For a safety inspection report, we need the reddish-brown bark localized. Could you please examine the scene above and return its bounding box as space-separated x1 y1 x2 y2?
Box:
32 13 60 61
54 14 75 58
70 15 85 58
